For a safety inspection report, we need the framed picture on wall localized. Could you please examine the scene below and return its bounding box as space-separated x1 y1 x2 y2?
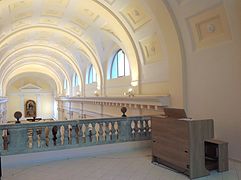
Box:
25 100 36 118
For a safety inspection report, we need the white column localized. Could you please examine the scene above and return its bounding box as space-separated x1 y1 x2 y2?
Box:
20 94 24 120
36 94 41 118
53 94 58 119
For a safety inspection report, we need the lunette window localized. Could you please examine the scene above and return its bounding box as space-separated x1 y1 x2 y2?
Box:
110 49 130 79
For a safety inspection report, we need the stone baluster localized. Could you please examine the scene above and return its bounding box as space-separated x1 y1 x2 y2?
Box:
45 127 50 147
137 120 141 134
114 121 119 140
52 126 58 146
68 125 72 144
95 123 100 142
81 124 86 143
2 129 8 150
60 125 65 145
79 124 83 143
108 122 112 141
49 126 55 147
131 120 136 138
36 127 42 148
27 128 33 149
143 120 147 136
75 125 80 144
88 123 93 143
32 127 38 149
148 120 152 133
102 122 106 142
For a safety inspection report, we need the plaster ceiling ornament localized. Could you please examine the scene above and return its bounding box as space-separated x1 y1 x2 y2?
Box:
207 24 216 33
43 0 70 7
12 19 31 30
8 0 33 12
42 7 64 18
120 0 151 31
139 34 162 64
188 4 231 49
103 0 116 5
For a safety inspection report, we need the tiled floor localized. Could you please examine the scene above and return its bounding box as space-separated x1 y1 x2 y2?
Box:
1 147 241 180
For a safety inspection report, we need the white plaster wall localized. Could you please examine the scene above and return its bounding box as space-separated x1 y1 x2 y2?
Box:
6 75 56 121
0 99 7 123
167 0 241 161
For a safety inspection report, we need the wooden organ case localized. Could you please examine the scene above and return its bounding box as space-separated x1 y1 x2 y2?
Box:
151 108 228 179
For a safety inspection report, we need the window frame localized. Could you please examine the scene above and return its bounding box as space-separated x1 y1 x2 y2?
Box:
110 49 130 79
86 64 97 84
64 79 68 90
73 73 79 87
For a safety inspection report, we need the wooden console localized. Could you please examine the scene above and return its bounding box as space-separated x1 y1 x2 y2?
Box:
152 116 215 179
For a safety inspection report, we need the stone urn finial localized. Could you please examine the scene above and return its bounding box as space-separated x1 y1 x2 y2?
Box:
14 111 22 124
121 107 127 117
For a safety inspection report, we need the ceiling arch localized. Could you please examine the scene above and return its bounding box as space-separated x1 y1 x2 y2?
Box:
6 72 58 95
0 44 83 92
1 64 63 96
0 56 71 92
0 26 104 91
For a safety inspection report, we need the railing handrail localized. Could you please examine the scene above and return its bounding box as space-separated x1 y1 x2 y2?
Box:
0 116 151 129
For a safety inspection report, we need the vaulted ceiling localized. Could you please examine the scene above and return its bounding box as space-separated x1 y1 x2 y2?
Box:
0 0 182 98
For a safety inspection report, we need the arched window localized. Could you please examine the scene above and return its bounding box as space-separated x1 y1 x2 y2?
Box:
72 73 80 87
86 65 97 84
109 49 130 79
64 79 68 89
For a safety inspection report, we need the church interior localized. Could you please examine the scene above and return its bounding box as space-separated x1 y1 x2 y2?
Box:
0 0 240 179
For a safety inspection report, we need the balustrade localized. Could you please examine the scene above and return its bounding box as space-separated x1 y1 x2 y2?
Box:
0 116 151 156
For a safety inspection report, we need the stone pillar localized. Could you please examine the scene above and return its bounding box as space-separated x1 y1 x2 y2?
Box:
57 100 64 120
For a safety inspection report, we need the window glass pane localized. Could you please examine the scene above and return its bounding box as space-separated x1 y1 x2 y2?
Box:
93 67 97 82
125 55 130 76
111 56 118 79
89 66 93 84
64 79 67 89
72 75 75 87
75 74 79 86
86 71 89 84
118 51 124 77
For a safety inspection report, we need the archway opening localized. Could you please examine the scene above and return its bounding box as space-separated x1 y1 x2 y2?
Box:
6 72 58 122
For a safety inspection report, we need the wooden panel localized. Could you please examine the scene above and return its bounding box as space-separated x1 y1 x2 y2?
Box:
151 116 215 179
218 143 229 172
152 142 189 169
152 117 190 171
189 119 214 178
152 136 189 152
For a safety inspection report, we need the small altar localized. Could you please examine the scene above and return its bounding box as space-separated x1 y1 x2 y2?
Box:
7 118 54 124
